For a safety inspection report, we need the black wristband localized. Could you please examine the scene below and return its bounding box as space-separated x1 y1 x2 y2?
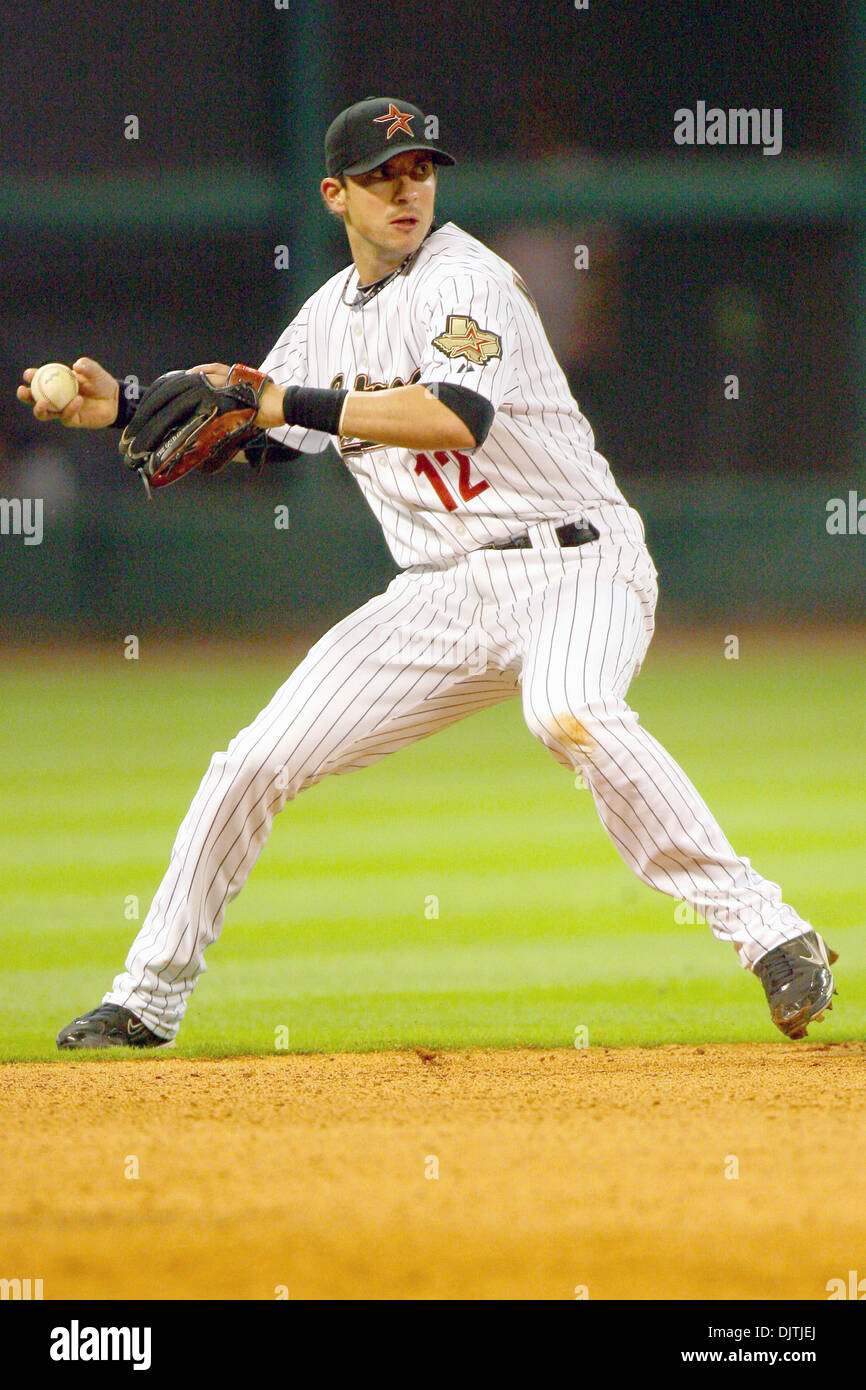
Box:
111 378 146 430
282 385 347 436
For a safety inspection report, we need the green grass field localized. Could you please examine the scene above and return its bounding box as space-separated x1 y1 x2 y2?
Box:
1 628 863 1060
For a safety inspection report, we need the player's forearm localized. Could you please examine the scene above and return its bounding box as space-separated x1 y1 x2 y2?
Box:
256 380 475 449
340 385 475 449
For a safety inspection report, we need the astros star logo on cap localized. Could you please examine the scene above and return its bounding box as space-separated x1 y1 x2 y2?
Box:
373 103 415 139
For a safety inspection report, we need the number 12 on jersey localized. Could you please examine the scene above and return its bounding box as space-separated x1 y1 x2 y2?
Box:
414 450 490 512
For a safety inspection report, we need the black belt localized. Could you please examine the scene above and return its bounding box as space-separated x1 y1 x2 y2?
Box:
486 519 600 551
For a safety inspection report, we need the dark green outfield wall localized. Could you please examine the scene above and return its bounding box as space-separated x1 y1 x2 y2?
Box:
1 468 863 640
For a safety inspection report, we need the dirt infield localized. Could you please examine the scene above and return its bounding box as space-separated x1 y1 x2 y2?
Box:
2 1045 865 1301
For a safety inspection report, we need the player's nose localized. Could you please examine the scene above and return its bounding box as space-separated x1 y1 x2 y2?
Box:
394 173 417 199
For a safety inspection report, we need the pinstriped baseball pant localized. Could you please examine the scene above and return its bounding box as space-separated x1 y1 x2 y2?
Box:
107 538 813 1039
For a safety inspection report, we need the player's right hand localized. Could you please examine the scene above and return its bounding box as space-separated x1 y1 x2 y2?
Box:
16 356 121 429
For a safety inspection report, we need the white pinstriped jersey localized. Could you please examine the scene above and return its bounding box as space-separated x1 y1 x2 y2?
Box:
259 222 646 569
108 226 815 1041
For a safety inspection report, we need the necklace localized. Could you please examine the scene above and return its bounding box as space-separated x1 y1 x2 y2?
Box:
340 222 438 309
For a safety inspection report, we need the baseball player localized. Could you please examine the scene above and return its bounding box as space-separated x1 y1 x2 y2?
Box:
18 97 836 1048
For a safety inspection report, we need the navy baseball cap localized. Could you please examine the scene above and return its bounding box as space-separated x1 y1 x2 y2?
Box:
325 97 456 177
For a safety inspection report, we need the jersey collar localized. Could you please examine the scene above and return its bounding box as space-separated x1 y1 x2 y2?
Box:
347 221 440 306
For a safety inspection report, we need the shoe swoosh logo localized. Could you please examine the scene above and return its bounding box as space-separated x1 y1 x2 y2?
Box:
802 940 828 968
127 1021 147 1036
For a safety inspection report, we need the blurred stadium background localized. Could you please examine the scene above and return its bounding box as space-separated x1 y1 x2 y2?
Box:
1 0 865 634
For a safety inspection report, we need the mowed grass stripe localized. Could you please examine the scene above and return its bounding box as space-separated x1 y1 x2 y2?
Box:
0 630 862 1058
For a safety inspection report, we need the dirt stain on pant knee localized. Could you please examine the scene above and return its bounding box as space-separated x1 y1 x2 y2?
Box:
556 713 596 752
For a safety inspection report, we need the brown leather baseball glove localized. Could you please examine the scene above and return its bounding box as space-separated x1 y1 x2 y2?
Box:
118 363 272 490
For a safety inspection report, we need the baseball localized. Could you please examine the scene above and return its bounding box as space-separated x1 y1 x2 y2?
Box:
30 362 78 412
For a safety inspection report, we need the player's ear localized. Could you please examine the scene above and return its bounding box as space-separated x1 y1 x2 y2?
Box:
320 176 347 218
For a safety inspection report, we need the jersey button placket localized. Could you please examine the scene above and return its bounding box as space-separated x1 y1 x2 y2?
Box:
351 317 367 372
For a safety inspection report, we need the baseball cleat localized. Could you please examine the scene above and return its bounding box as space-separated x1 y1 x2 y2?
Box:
56 1004 167 1050
754 931 837 1040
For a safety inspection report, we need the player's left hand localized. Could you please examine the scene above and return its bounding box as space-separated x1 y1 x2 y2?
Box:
119 364 271 489
188 364 287 430
187 363 230 388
